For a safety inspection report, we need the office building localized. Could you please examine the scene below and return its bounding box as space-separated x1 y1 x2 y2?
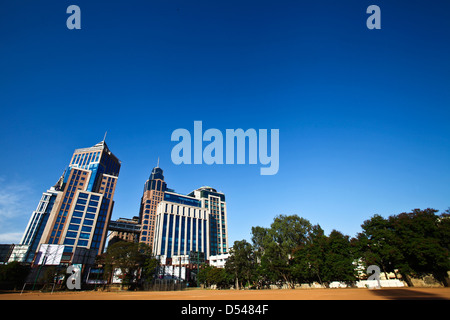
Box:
153 192 210 260
20 139 120 264
18 180 64 263
139 166 228 262
188 186 228 256
138 166 167 248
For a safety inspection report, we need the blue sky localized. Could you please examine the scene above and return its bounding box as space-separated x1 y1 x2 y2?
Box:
1 1 449 245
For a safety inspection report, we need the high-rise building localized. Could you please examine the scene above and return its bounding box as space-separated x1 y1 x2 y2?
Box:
153 191 210 260
22 140 121 264
188 187 228 256
138 166 228 262
138 166 167 248
18 179 64 263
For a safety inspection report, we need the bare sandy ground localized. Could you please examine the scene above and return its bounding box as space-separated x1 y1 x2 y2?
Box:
1 287 449 300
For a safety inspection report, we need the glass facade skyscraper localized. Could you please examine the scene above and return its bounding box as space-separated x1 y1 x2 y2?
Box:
153 195 210 259
138 166 167 248
22 140 121 264
19 187 62 263
139 166 228 261
188 187 228 256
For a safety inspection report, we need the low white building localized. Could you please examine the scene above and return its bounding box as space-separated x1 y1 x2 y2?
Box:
209 253 230 268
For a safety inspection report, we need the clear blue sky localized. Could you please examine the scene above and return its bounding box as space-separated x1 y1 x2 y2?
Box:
1 1 449 245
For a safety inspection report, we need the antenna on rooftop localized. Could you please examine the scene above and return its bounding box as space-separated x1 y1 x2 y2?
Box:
103 131 108 142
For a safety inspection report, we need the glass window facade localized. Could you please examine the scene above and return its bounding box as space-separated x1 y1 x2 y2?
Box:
164 193 201 207
153 203 209 259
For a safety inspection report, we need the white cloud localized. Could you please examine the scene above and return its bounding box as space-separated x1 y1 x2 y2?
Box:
0 177 33 222
0 177 36 243
0 232 23 243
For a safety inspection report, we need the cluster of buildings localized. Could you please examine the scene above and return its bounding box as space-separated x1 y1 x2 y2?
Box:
1 139 230 284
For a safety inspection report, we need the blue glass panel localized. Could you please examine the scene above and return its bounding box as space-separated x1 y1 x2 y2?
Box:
87 206 97 213
75 205 85 211
64 238 75 245
81 226 92 232
85 213 96 219
70 217 82 224
73 211 83 217
68 224 79 231
66 231 78 238
78 193 88 199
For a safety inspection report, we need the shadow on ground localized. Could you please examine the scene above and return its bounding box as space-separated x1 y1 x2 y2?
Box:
370 288 448 300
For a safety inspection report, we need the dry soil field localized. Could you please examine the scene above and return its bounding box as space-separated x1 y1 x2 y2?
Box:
1 287 449 300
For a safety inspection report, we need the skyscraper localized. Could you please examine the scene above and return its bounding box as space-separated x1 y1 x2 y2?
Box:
153 191 209 260
22 139 121 264
139 166 228 261
188 187 228 256
138 166 167 249
18 178 64 263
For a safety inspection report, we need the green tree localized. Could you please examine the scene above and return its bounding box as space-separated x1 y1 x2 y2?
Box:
293 224 327 284
0 261 30 290
356 214 403 279
355 208 450 286
198 265 231 289
251 214 312 288
389 208 450 285
225 239 256 289
293 226 356 285
141 254 160 283
322 230 357 283
99 241 155 287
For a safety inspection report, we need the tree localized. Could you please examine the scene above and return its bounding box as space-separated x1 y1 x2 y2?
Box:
198 265 232 289
292 226 357 285
389 208 450 285
356 214 404 279
0 261 30 290
141 254 160 282
98 241 156 287
322 230 357 283
225 239 256 289
355 208 450 286
251 215 312 288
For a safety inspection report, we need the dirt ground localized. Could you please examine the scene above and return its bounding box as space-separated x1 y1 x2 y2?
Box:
1 287 449 300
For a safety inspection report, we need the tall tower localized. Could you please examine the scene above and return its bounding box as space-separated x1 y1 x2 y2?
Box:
138 165 167 249
18 175 65 263
35 140 121 263
189 187 228 256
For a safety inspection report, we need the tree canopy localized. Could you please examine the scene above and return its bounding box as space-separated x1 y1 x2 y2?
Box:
221 208 450 288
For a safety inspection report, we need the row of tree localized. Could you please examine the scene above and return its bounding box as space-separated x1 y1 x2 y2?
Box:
2 208 447 290
200 208 449 289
